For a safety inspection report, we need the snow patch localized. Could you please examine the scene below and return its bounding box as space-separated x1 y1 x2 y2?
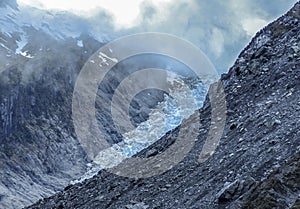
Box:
0 43 11 51
99 52 118 63
97 52 118 67
18 51 34 58
15 35 27 53
77 40 83 47
15 35 34 58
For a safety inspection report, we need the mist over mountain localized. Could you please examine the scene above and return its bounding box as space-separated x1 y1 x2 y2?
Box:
1 0 298 72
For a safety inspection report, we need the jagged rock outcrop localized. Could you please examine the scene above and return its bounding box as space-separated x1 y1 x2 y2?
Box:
238 152 300 208
27 2 300 208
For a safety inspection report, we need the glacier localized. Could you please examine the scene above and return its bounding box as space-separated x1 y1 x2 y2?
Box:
72 74 208 184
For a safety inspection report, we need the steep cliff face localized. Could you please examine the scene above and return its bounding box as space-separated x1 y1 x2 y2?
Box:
27 2 300 209
0 31 98 208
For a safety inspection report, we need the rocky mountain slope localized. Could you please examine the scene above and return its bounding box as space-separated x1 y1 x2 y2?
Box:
27 2 300 209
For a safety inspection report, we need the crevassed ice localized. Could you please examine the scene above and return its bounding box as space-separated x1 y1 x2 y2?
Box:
71 74 208 184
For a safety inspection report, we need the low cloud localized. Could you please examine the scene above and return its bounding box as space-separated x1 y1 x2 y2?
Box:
14 0 299 73
123 0 298 73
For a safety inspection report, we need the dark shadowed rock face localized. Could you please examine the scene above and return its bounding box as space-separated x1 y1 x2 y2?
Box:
27 2 300 209
238 152 300 209
0 33 99 208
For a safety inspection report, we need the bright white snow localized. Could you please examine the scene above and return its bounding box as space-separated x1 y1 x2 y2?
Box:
77 40 83 47
15 35 34 58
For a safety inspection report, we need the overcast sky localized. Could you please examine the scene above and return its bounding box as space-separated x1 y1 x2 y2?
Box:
17 0 298 73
